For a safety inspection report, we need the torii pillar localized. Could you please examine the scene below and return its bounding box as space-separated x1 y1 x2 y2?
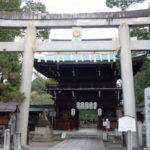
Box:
119 22 138 147
17 22 36 145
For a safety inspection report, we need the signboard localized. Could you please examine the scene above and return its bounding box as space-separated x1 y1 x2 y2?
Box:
61 132 66 139
144 87 150 148
49 111 56 117
118 116 136 132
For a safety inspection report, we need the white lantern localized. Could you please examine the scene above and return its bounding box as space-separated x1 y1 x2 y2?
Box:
76 102 80 109
93 102 97 109
81 102 84 109
98 108 102 116
71 108 76 116
89 102 93 109
85 102 89 109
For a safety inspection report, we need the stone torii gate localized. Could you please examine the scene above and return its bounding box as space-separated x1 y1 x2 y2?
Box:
0 9 150 146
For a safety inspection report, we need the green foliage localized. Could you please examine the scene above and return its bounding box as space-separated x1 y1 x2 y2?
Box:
31 78 46 95
0 51 24 102
22 0 46 13
22 0 49 40
79 110 98 121
0 0 21 42
30 92 54 105
130 27 150 104
37 29 49 40
106 0 150 104
45 78 59 88
130 27 150 40
0 0 21 11
31 77 58 94
134 60 150 104
0 0 50 102
106 0 145 10
0 0 24 102
0 28 21 41
31 77 58 104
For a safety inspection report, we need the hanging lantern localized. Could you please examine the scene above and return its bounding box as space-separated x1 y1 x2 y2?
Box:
85 102 89 109
71 108 76 116
98 108 102 116
93 102 97 109
76 102 80 109
89 102 93 109
81 102 84 109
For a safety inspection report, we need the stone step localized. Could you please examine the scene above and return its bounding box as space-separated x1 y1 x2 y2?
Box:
67 133 101 139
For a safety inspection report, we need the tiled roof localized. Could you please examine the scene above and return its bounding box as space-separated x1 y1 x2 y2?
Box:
0 102 20 112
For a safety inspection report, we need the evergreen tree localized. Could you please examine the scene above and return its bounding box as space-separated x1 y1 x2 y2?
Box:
106 0 150 104
30 77 58 104
0 0 24 102
0 0 48 102
106 0 145 11
22 0 49 40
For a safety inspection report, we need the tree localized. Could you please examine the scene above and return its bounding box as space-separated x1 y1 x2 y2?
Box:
22 0 49 40
30 77 58 104
0 0 21 42
0 0 21 12
106 0 150 104
130 27 150 40
134 60 150 104
0 0 24 102
0 0 49 102
0 50 24 102
106 0 145 10
22 0 46 13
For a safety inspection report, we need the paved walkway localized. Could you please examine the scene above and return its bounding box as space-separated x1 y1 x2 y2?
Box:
50 139 105 150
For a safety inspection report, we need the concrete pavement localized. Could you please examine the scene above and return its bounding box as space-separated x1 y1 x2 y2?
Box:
50 139 105 150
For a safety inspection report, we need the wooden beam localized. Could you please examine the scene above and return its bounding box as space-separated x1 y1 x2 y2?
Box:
47 88 122 91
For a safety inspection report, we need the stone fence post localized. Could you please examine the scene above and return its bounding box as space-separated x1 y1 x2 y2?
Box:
4 129 10 150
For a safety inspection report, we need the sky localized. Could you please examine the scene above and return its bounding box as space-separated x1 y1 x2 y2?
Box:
33 0 150 13
31 0 150 40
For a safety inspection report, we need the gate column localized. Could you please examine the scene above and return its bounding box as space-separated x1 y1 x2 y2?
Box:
119 23 138 146
17 22 36 145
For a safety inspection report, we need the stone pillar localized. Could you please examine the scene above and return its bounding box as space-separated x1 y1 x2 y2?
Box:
14 133 21 150
137 121 143 146
4 129 10 150
119 23 138 146
144 87 150 148
17 22 36 145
